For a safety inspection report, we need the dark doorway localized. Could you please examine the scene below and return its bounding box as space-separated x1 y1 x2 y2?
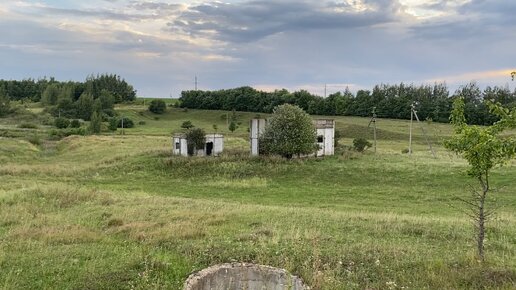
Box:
206 142 214 156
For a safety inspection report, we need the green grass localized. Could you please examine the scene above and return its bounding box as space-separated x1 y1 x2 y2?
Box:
0 105 515 289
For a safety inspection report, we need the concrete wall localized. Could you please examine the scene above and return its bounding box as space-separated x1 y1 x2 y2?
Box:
250 119 267 156
172 136 188 157
172 134 224 157
184 263 309 290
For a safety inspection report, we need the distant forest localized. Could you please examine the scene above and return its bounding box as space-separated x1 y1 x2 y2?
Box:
180 83 516 125
0 74 136 120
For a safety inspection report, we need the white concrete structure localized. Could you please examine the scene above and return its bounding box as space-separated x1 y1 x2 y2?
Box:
250 118 267 156
173 133 224 157
315 119 335 157
249 118 335 157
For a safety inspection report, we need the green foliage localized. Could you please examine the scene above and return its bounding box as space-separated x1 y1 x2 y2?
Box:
0 87 11 117
228 120 238 132
70 119 81 128
89 111 102 134
26 135 41 146
41 84 60 106
17 122 38 129
185 128 206 155
108 118 118 131
48 127 87 140
76 93 95 121
54 117 71 129
445 98 516 178
444 97 516 260
148 99 167 114
118 117 134 128
353 138 372 152
259 104 317 158
181 120 194 130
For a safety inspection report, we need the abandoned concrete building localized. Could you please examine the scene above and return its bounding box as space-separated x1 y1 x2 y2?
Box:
250 118 335 156
172 133 224 157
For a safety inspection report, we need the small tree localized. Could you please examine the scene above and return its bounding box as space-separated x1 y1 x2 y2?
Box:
88 111 102 134
181 120 194 130
228 120 238 132
444 97 516 261
353 138 372 152
259 104 317 158
185 128 206 156
54 117 70 129
0 88 10 117
149 99 167 114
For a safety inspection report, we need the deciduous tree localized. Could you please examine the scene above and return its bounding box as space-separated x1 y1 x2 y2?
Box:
444 97 516 261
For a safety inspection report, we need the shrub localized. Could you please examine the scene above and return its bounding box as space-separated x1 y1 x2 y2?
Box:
54 117 70 129
138 121 146 125
353 138 372 152
148 99 167 114
70 119 81 128
48 128 87 140
117 117 134 128
185 128 206 156
401 148 410 154
18 123 39 129
259 104 317 158
27 135 41 146
181 120 194 130
108 118 118 131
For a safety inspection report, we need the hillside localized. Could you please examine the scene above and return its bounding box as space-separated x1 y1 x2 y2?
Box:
0 104 515 289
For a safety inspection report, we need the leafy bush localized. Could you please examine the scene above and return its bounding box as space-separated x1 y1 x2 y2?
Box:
118 117 134 128
181 120 194 130
138 121 146 125
108 118 118 131
185 128 206 156
401 148 410 154
259 104 317 158
49 128 87 140
54 117 70 129
27 135 41 146
148 99 167 114
353 138 372 152
70 119 81 128
18 123 39 129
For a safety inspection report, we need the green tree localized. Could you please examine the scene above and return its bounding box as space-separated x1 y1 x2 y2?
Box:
259 104 317 159
228 120 238 132
444 97 516 261
54 117 70 129
88 111 102 134
76 93 95 120
181 120 194 130
148 99 167 114
41 84 60 105
0 86 10 117
185 128 206 156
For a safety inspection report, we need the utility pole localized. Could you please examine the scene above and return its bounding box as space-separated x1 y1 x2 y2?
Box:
368 107 377 154
195 76 198 91
409 103 414 155
121 116 124 136
409 102 436 158
324 84 327 98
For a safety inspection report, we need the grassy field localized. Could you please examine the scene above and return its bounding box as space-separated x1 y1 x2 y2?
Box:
1 104 515 289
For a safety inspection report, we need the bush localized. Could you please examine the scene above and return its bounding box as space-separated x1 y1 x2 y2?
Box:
401 148 410 154
18 123 39 129
54 117 70 129
138 121 146 125
27 135 41 146
259 104 317 158
49 128 87 140
108 118 118 131
148 99 167 114
118 117 134 128
353 138 372 152
70 119 81 128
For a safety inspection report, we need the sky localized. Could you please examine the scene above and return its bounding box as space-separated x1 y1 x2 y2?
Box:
0 0 515 97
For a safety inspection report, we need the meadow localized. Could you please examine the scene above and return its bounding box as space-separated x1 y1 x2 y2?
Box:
0 103 515 289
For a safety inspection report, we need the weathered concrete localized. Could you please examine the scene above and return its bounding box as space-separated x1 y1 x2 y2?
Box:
184 263 310 290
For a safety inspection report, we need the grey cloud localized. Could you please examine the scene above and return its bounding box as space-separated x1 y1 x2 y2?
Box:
37 6 154 21
129 1 182 11
167 0 402 43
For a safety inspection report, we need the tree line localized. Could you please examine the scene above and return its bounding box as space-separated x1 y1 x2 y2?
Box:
0 74 136 121
180 83 516 125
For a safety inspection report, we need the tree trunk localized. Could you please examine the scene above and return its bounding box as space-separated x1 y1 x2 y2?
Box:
477 174 489 262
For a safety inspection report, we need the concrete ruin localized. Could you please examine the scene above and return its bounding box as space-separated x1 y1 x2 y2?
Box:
183 263 309 290
172 133 224 157
249 118 335 157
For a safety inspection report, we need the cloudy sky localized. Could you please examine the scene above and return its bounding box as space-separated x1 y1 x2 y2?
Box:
0 0 515 97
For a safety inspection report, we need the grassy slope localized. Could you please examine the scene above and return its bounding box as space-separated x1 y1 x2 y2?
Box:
0 105 515 289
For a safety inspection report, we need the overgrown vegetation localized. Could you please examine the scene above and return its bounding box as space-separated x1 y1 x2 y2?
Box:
148 99 167 114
